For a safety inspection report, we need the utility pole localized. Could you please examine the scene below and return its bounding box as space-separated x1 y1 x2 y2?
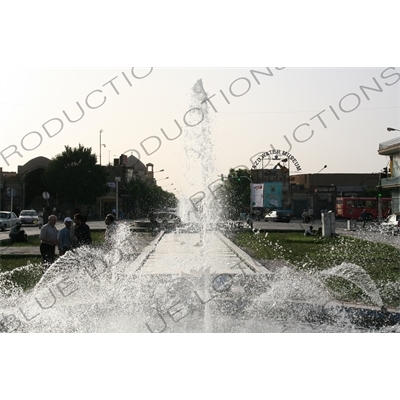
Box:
378 171 382 221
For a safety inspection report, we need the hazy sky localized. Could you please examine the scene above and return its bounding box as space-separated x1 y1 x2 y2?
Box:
1 67 399 199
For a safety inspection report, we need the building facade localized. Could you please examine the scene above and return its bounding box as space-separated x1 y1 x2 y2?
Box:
0 154 159 219
378 137 400 213
249 167 380 218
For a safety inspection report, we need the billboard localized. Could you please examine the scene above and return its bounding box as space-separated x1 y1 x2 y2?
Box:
251 182 283 208
251 184 264 207
263 182 283 208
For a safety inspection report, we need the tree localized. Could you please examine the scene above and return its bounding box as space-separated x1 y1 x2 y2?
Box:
41 144 109 208
218 168 252 219
127 179 178 216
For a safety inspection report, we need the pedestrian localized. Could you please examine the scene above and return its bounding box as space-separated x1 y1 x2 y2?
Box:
304 225 315 236
147 208 159 231
302 209 310 223
58 217 73 255
73 213 92 247
42 206 50 225
246 213 254 230
69 208 82 248
308 207 314 223
360 209 369 227
9 222 28 243
39 214 58 269
104 213 117 243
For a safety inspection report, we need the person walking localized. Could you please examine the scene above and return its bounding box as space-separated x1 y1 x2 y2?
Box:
302 209 310 223
39 214 58 269
73 213 92 247
360 209 369 227
58 217 73 255
308 207 314 223
104 213 117 244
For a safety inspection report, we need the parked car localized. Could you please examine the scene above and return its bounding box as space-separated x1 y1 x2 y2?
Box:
155 211 181 227
0 211 20 231
264 210 292 223
381 213 400 235
19 209 39 225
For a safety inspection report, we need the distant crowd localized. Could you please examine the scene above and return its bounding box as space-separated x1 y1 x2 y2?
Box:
38 208 117 271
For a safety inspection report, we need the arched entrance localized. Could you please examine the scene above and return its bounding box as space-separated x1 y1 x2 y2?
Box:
18 156 51 211
23 168 48 210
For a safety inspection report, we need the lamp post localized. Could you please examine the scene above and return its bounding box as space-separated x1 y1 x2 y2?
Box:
7 188 15 212
99 129 106 166
152 169 165 184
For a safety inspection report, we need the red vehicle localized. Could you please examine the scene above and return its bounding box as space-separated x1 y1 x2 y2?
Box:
335 197 391 220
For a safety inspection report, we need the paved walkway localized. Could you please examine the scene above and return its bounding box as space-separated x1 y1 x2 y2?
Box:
132 231 265 276
0 246 41 256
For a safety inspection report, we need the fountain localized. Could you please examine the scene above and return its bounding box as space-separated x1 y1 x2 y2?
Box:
1 80 400 333
1 218 400 332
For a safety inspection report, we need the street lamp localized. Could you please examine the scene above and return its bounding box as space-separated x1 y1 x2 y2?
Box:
161 183 174 188
387 127 400 132
99 129 106 166
154 169 165 173
157 177 169 181
316 165 327 174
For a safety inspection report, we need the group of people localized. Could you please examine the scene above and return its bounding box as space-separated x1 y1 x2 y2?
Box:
304 225 322 236
39 212 118 269
39 213 93 269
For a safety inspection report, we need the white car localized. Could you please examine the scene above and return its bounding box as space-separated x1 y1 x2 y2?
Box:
19 209 39 225
264 210 292 223
381 213 400 235
0 211 20 231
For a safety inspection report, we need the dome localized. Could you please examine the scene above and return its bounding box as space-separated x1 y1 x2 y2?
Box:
127 155 146 171
18 156 51 175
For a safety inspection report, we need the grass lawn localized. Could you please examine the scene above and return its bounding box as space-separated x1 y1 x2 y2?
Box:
232 231 400 308
0 231 105 247
0 231 107 291
0 255 43 290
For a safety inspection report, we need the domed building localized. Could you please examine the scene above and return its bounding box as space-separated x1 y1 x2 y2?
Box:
0 157 51 214
1 153 160 219
99 154 158 218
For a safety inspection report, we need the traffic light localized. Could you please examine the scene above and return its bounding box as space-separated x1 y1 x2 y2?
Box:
377 186 383 197
382 167 388 178
237 176 241 182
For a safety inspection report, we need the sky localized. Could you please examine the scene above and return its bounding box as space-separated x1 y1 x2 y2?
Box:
1 1 400 396
1 67 399 201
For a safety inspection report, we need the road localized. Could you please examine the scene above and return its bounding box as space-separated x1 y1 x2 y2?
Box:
0 219 108 241
0 218 353 241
